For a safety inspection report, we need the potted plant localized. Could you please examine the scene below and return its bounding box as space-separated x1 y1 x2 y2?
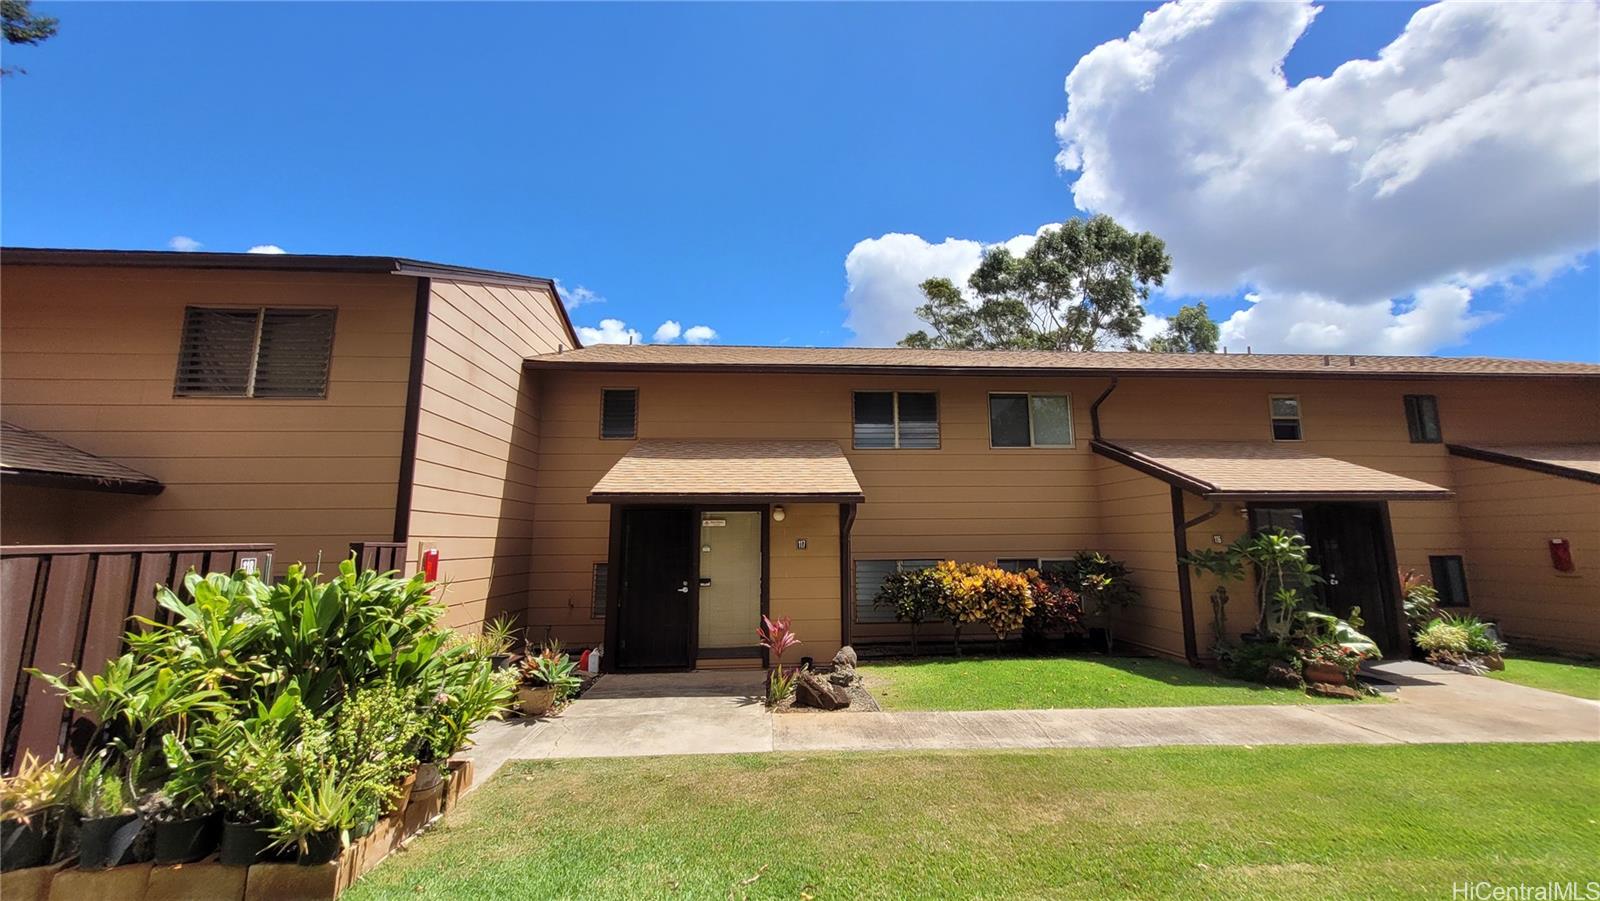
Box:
0 751 74 872
69 752 143 870
480 616 519 670
517 646 579 717
269 774 359 866
205 706 294 866
150 733 222 864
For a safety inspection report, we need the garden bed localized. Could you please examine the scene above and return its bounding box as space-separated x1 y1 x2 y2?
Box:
1 760 474 901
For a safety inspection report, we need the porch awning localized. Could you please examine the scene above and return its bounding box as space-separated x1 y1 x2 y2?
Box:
1 421 163 495
1447 443 1600 485
1092 439 1452 501
589 439 864 504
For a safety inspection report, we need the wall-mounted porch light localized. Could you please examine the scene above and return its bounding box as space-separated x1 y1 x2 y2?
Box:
772 505 786 522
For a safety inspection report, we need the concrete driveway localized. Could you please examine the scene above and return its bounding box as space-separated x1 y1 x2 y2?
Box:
463 661 1599 785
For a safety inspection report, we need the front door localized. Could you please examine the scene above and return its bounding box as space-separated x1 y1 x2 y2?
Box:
617 507 695 669
1249 503 1402 656
697 511 763 655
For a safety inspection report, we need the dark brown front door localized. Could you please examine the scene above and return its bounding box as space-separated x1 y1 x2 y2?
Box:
1250 503 1403 656
616 507 695 669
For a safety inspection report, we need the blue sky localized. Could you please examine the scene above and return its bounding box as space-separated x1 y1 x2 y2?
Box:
3 1 1596 361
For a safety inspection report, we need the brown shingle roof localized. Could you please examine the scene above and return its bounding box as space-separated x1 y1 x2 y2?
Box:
1448 444 1600 485
1 422 163 494
590 440 864 502
527 344 1600 379
1093 439 1453 500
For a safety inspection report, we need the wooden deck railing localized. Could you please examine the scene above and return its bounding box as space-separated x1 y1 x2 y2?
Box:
349 541 407 574
0 543 274 770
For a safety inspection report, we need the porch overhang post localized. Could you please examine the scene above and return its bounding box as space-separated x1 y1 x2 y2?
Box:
601 503 623 674
1169 486 1201 667
839 502 859 650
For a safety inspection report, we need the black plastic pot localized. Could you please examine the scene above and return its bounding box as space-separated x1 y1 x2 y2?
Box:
218 819 274 867
153 812 221 864
1 816 51 871
76 812 142 869
297 830 343 866
490 653 513 670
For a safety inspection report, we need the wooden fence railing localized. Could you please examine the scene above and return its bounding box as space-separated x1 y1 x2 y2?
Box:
349 541 408 574
1 543 274 771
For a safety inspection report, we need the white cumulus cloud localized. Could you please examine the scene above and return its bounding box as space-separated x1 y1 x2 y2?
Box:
577 318 719 346
1054 0 1599 353
554 279 604 309
843 0 1599 355
247 244 287 255
168 235 202 252
577 318 643 345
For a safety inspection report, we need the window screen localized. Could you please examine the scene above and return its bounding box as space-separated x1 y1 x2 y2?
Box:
176 307 335 398
853 392 939 449
1404 395 1442 443
1430 555 1470 608
591 563 609 618
995 558 1040 573
989 394 1031 448
989 394 1072 447
854 558 937 623
601 389 638 439
1269 395 1302 441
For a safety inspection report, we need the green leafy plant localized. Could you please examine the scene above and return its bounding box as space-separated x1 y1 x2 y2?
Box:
69 751 133 819
1414 620 1471 655
875 567 942 655
519 648 581 700
1400 569 1440 633
1184 529 1323 642
330 680 422 823
268 772 361 856
1067 552 1140 653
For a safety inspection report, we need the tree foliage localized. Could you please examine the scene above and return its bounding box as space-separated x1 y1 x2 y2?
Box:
1 0 57 76
1146 301 1220 353
901 214 1172 351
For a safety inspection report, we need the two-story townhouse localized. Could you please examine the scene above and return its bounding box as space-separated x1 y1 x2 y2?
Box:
3 249 1596 672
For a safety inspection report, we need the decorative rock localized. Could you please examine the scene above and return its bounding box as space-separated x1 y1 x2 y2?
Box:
832 646 858 669
794 670 850 710
827 668 855 687
1307 681 1361 700
1265 662 1303 688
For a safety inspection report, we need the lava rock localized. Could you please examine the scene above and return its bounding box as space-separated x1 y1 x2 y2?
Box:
832 646 858 669
1265 662 1303 689
795 670 851 710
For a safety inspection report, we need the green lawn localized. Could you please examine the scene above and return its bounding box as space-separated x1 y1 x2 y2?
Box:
1490 654 1600 700
347 744 1599 900
863 655 1340 710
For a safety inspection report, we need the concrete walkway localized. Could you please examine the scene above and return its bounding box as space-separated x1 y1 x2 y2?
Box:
463 661 1600 784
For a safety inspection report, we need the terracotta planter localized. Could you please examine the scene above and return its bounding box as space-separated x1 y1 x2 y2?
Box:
518 685 556 717
1302 661 1349 686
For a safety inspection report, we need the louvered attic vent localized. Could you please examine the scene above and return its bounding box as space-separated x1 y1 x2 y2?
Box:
175 307 337 398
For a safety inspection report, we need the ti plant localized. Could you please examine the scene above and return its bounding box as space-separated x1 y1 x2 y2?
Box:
757 616 801 705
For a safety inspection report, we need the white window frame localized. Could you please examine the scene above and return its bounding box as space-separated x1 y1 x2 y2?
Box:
987 392 1075 449
1268 394 1304 442
852 390 941 450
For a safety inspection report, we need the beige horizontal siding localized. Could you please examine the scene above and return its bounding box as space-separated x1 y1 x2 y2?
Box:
404 279 569 632
0 265 412 570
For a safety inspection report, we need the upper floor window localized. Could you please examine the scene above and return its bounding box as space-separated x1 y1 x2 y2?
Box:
1404 395 1442 443
989 394 1073 448
175 307 336 398
1268 395 1303 441
600 388 638 439
853 391 939 449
